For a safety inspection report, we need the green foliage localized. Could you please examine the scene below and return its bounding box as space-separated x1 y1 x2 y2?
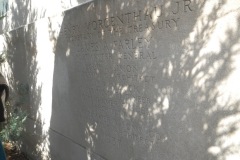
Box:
0 0 8 19
0 51 6 63
0 108 27 142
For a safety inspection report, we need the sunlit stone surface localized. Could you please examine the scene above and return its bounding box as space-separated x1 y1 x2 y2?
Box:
1 0 240 160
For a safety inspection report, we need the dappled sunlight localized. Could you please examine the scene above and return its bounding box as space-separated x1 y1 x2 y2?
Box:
0 0 93 34
85 122 98 160
35 134 51 160
182 1 240 159
36 0 240 159
0 8 64 159
34 20 55 130
207 113 240 160
0 0 239 159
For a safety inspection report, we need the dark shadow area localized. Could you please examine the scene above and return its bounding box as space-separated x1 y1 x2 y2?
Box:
49 0 240 160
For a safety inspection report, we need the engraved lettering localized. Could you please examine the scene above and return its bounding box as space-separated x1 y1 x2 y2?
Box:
119 50 157 60
110 17 115 26
92 21 97 30
125 39 130 49
172 18 180 27
138 24 143 32
116 14 124 24
98 19 103 28
134 25 138 33
144 9 152 20
134 10 142 22
184 0 193 12
116 74 155 83
104 18 110 28
156 5 164 17
114 65 137 73
138 37 143 48
125 12 132 23
165 20 171 28
172 1 180 14
157 20 163 29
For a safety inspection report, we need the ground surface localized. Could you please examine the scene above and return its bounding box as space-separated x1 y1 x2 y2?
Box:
4 143 29 160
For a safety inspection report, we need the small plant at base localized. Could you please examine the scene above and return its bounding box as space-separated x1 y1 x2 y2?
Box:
0 52 6 64
0 107 27 143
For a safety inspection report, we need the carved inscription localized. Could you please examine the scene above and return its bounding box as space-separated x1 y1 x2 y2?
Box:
85 1 192 32
61 0 194 41
63 0 196 152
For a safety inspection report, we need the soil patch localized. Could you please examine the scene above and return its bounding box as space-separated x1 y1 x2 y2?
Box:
4 143 29 160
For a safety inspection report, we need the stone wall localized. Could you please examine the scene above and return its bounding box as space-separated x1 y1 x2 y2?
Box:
0 0 240 160
0 0 90 34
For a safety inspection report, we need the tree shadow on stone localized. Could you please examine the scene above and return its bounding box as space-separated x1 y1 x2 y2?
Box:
0 6 51 159
0 0 46 34
50 0 240 160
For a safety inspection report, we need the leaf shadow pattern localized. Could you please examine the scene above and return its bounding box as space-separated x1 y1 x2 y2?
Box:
0 0 45 34
0 0 239 159
0 4 52 159
48 0 240 160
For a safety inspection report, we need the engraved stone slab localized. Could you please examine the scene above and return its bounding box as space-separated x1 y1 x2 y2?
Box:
50 0 240 160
